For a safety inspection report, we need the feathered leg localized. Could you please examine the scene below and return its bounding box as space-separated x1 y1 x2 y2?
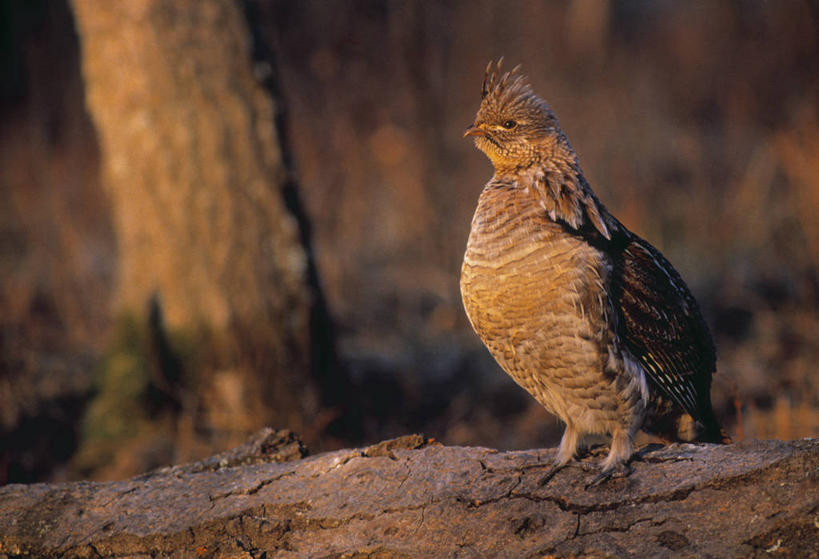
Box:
587 427 635 487
539 423 580 485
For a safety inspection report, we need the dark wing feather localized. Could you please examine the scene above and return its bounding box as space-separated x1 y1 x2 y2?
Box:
612 237 716 421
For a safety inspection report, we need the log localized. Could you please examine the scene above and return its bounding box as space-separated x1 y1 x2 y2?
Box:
0 430 816 558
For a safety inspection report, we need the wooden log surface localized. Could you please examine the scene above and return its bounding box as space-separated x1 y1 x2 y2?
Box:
0 429 816 558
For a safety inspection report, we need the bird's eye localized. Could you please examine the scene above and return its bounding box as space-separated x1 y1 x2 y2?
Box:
502 120 517 129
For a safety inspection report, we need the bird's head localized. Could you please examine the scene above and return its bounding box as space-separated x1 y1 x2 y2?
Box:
465 60 563 174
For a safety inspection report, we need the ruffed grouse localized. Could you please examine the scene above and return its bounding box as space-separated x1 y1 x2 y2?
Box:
461 61 728 484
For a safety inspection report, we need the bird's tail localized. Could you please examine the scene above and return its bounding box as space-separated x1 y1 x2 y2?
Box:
672 407 731 444
696 422 732 444
642 398 732 444
700 421 732 444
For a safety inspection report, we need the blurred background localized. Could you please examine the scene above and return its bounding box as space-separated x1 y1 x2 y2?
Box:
1 0 817 484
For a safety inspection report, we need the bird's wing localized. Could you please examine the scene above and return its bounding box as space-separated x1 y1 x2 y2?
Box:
612 237 716 420
532 163 614 241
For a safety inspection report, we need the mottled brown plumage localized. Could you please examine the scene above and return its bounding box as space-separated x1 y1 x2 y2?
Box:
461 61 728 481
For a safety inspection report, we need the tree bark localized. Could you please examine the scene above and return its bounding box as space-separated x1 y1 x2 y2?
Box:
68 0 322 475
0 435 816 558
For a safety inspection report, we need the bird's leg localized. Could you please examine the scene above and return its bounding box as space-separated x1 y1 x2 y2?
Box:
539 423 579 485
586 428 634 488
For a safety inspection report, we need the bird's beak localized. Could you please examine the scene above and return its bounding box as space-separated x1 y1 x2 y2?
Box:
464 124 485 138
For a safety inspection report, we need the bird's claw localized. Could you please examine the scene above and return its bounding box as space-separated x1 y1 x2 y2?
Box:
631 443 664 462
538 463 568 486
585 463 634 489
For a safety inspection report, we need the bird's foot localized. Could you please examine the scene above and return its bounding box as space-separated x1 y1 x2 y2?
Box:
585 462 634 489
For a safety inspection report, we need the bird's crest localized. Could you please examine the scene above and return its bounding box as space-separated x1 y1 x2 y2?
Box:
480 58 532 108
474 59 613 241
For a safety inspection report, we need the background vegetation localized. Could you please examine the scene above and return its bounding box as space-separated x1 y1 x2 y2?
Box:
1 0 817 483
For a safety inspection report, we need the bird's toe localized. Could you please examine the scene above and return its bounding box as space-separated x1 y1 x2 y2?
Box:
585 462 634 489
538 462 568 486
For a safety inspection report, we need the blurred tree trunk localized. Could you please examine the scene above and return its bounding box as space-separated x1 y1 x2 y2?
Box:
68 0 323 477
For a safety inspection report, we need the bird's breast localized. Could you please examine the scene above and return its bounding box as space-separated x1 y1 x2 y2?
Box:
461 184 608 332
460 183 617 421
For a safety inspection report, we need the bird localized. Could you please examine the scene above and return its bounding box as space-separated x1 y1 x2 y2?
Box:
460 60 729 485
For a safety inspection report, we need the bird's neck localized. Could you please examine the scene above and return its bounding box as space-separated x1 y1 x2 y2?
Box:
494 150 614 241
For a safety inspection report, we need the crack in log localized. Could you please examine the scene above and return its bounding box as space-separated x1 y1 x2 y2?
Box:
316 451 365 477
510 483 697 514
453 468 698 515
395 462 412 494
413 504 426 536
576 516 655 537
116 486 139 497
505 457 801 516
209 470 296 501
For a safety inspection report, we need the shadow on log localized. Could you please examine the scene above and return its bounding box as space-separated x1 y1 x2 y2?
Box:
0 429 816 558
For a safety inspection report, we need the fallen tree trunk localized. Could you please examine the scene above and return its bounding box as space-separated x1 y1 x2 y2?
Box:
0 430 816 558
